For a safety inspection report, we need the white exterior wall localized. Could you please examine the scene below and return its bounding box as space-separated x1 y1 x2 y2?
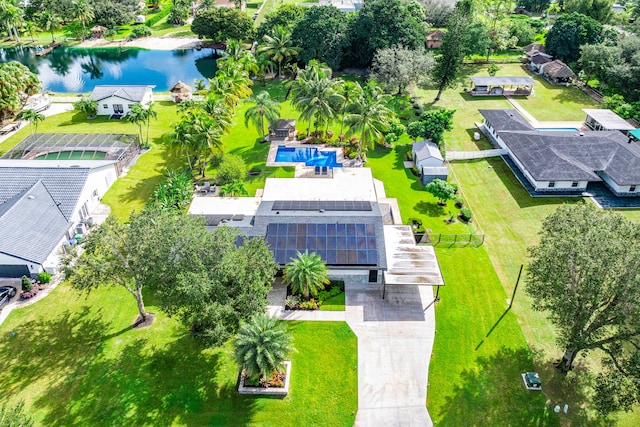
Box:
96 92 153 116
415 156 443 170
600 173 640 195
328 269 382 284
533 180 588 191
69 164 118 226
0 252 43 275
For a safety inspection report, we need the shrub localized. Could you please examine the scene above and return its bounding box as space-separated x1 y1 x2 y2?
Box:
37 272 52 283
298 299 319 310
285 295 300 310
131 25 152 38
318 287 342 303
460 208 473 222
145 7 171 27
406 151 413 161
21 275 33 292
348 152 357 159
20 287 38 299
411 165 420 177
408 217 426 233
455 197 464 208
216 154 247 185
73 98 98 116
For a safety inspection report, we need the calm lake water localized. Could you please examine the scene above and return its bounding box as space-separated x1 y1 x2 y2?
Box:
0 46 218 93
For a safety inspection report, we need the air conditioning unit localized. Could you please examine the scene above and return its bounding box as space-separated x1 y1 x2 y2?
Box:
76 223 87 234
84 217 94 227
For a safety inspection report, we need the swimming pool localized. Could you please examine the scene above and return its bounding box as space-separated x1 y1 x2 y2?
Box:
275 146 342 168
536 128 580 132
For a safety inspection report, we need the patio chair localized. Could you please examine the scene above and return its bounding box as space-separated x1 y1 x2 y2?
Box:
199 182 210 194
314 166 321 175
321 166 328 175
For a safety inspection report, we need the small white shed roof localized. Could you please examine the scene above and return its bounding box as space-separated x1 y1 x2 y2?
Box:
583 109 636 131
413 140 443 162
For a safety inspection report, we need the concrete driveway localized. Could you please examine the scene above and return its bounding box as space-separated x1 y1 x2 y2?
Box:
346 282 436 427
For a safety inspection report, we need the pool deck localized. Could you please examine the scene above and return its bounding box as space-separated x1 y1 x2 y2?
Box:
266 141 346 167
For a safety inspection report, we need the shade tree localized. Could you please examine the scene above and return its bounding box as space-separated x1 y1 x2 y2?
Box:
425 178 456 204
370 45 435 95
0 61 41 122
546 12 603 64
191 7 255 45
257 4 305 40
526 203 640 415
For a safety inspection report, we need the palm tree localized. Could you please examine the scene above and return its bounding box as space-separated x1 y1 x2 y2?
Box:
171 109 224 176
125 103 146 145
258 26 299 79
219 181 248 197
16 108 45 137
292 75 343 135
255 53 275 85
23 20 38 43
244 92 280 138
345 82 394 161
284 251 329 300
209 67 252 113
144 102 157 145
37 11 60 44
200 96 233 133
234 313 294 382
72 0 94 40
338 80 362 137
1 1 22 41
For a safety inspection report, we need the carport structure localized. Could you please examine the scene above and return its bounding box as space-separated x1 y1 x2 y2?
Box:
382 225 444 299
469 76 536 96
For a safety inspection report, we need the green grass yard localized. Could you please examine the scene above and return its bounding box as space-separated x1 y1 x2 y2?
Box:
319 292 345 311
0 284 357 426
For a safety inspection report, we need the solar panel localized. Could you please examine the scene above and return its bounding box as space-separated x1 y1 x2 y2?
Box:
271 200 372 211
266 222 378 266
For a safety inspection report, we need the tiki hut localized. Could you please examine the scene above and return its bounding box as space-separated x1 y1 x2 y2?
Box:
90 26 107 39
169 81 192 103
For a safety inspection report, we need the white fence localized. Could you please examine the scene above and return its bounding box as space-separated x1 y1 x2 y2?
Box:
446 149 508 161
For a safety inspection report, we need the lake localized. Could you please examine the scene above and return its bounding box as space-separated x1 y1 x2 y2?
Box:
0 46 219 93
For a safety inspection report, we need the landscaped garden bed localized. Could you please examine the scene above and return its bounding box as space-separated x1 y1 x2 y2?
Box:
238 361 292 396
285 280 345 311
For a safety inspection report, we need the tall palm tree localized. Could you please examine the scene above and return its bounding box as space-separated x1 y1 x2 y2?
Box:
72 0 94 40
244 92 280 138
219 181 248 197
23 20 37 43
338 80 362 137
344 82 394 161
283 251 330 300
37 11 60 44
209 66 252 113
234 313 294 382
292 75 343 135
144 102 158 145
255 53 275 85
200 96 233 133
172 109 224 176
1 1 22 41
125 103 146 145
258 26 299 79
17 108 45 137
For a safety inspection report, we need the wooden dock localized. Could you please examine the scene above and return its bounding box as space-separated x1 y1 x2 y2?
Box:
36 42 62 57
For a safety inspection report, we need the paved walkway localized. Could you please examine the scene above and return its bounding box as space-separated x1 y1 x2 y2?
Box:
346 283 436 427
504 95 540 126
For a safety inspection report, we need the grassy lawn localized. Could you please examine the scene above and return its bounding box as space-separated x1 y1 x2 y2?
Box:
428 246 557 426
319 292 345 311
0 283 357 426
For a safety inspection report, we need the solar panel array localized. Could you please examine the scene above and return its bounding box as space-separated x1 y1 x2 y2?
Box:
271 200 372 211
266 223 378 266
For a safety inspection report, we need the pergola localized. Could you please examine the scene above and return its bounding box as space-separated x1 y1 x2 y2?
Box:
382 225 444 300
469 76 536 96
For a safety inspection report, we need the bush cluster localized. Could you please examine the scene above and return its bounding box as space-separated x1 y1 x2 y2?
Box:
37 272 52 283
460 208 473 222
20 287 38 299
21 275 33 292
131 26 152 38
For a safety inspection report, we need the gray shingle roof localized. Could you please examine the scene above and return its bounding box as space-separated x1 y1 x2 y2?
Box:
0 167 90 220
523 43 545 54
543 60 576 79
0 181 71 264
479 109 535 131
90 85 154 102
500 130 640 184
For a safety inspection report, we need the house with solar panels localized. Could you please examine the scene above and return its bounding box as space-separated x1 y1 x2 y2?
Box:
0 133 138 278
189 168 445 292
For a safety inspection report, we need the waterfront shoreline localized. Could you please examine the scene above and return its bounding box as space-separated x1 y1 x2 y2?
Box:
76 36 204 50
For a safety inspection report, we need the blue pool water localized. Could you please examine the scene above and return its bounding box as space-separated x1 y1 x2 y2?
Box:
536 127 580 132
275 146 342 168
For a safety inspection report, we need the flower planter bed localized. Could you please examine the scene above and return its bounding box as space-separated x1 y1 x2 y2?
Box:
238 361 291 396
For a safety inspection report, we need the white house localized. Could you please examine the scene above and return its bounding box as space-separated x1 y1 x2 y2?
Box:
90 85 155 118
0 133 140 277
479 109 640 196
412 140 448 185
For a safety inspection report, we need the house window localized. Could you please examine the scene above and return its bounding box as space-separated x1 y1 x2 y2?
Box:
630 185 637 192
113 104 124 114
128 104 133 109
548 182 555 188
368 270 378 283
102 104 107 109
571 181 579 188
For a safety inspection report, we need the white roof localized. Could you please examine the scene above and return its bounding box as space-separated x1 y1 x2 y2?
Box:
90 85 154 102
188 196 261 216
413 140 444 162
383 225 444 286
261 168 378 202
583 109 636 130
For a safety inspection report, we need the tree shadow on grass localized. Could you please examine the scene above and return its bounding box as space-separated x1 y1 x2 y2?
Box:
434 347 559 427
414 200 445 218
34 334 257 427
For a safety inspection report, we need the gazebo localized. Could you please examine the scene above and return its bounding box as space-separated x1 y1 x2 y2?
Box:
469 76 536 96
90 26 107 39
169 81 193 103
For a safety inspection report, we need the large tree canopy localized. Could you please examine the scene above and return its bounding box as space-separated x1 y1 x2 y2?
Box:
257 4 305 40
563 0 613 24
600 35 640 102
291 5 350 71
0 61 41 122
526 203 640 415
158 226 278 346
191 7 255 44
370 45 435 95
344 0 427 67
545 12 603 64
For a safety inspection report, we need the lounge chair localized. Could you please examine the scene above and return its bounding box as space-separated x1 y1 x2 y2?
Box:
314 166 321 175
321 166 328 175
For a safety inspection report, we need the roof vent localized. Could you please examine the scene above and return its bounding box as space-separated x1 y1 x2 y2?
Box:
27 195 35 199
319 209 325 213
